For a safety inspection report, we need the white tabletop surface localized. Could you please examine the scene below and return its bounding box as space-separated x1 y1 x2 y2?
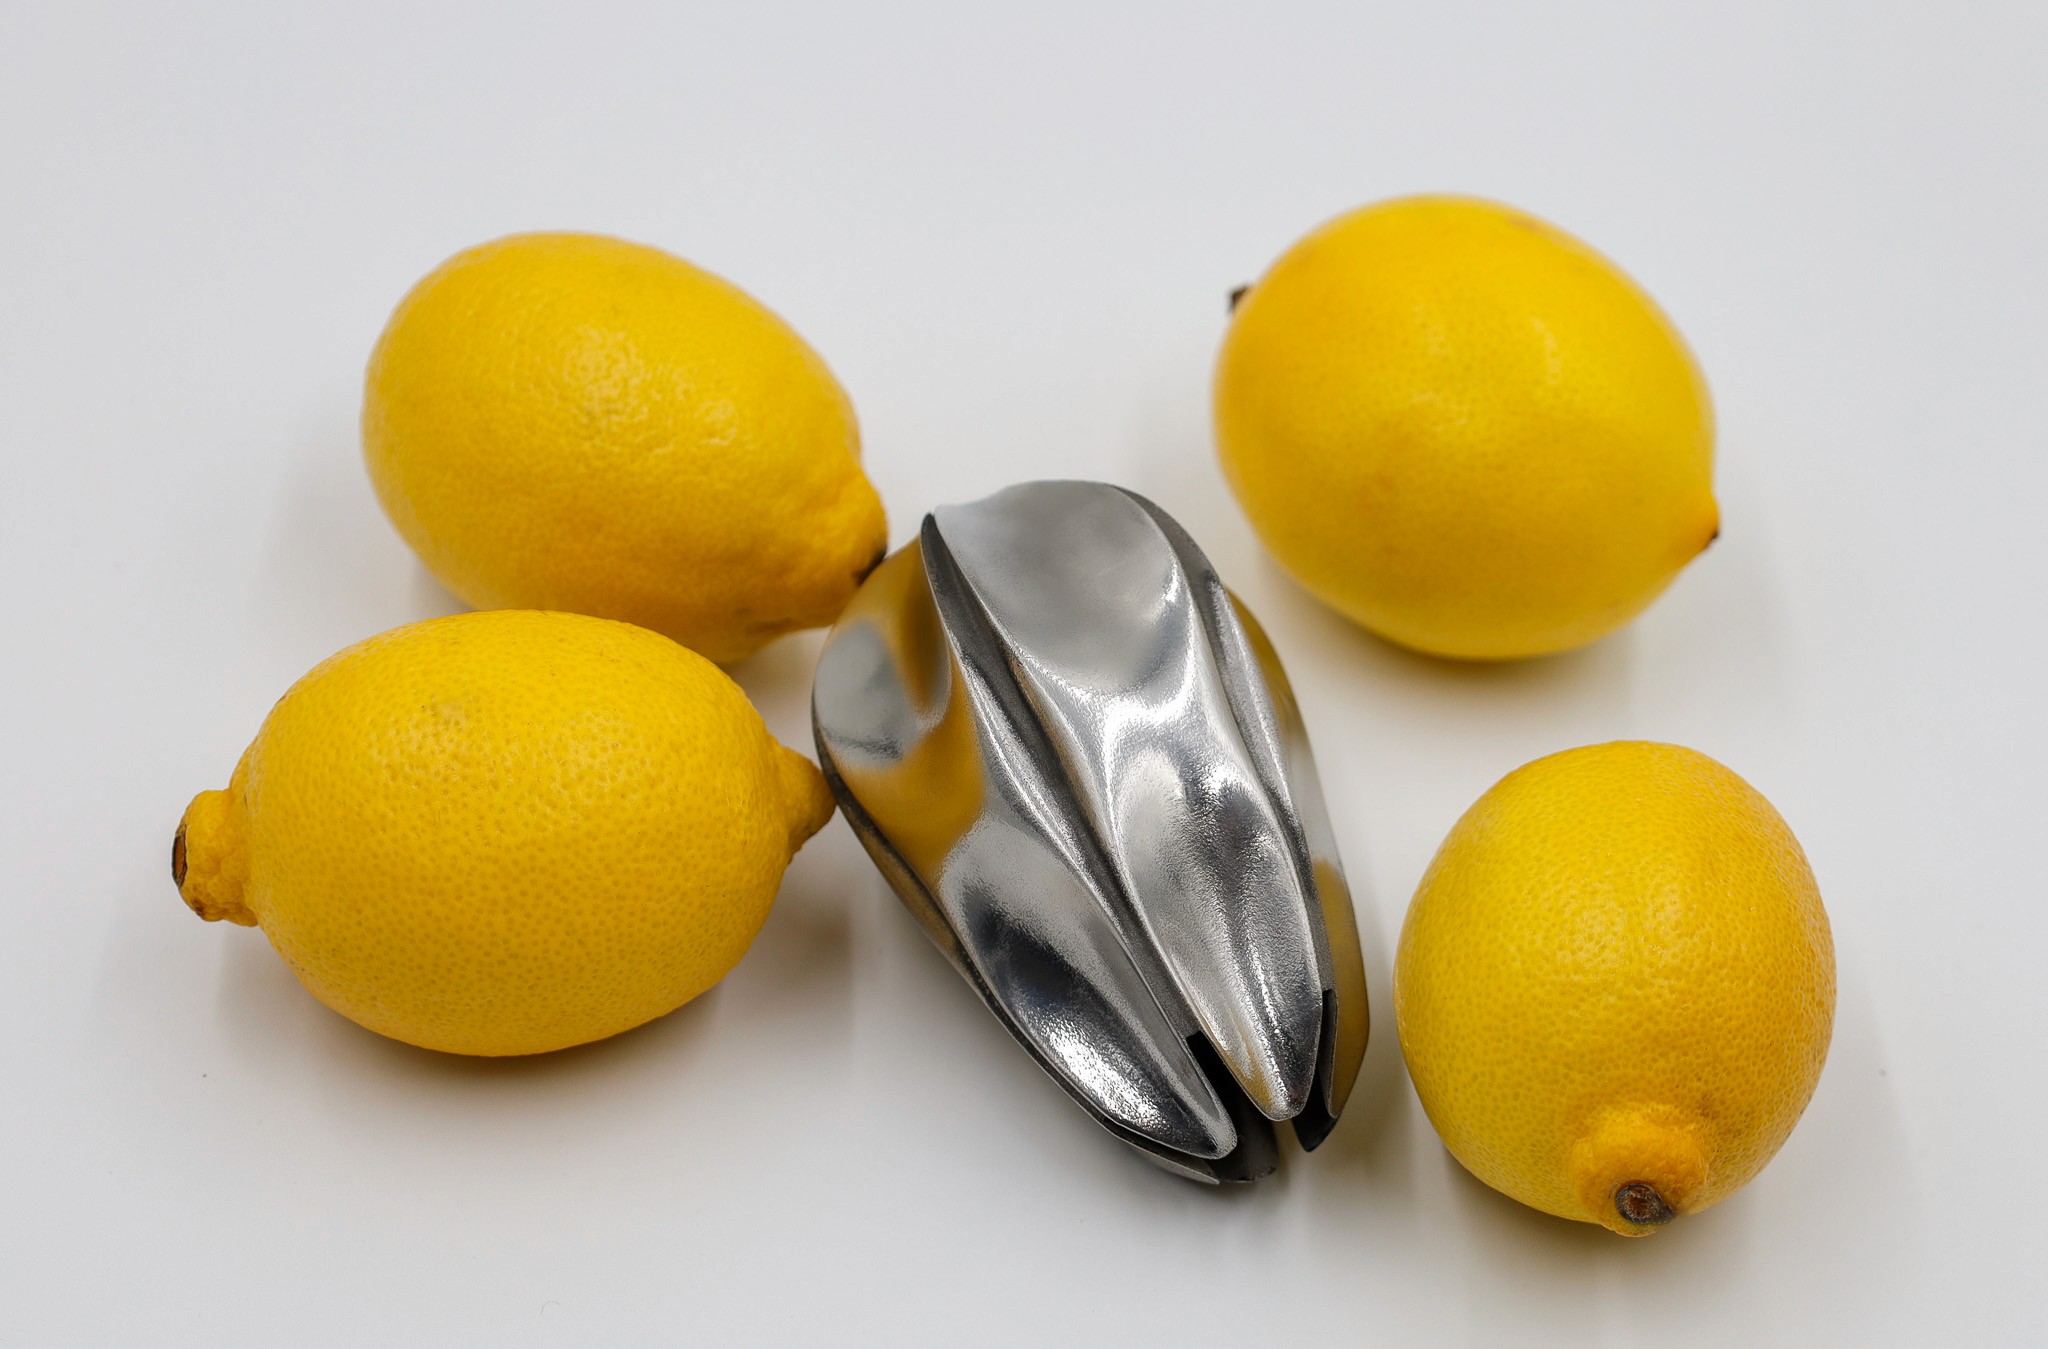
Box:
5 2 2042 1344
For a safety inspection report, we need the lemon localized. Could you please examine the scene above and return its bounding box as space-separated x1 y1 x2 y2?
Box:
1394 742 1834 1235
173 610 834 1056
1215 195 1718 660
363 232 888 665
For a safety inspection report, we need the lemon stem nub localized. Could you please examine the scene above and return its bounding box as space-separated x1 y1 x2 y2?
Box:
1615 1181 1677 1227
173 789 257 925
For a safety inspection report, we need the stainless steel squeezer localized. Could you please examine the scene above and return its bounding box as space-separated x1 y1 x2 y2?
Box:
811 481 1368 1182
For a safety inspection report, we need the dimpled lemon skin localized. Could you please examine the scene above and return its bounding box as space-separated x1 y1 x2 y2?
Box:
173 610 835 1057
1394 743 1834 1236
364 232 887 665
1215 196 1718 660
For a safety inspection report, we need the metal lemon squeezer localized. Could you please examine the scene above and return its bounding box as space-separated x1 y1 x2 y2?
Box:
811 481 1368 1182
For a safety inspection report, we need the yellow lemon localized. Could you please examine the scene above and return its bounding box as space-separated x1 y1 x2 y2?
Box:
1394 742 1833 1235
364 232 888 665
173 610 834 1056
1215 196 1717 660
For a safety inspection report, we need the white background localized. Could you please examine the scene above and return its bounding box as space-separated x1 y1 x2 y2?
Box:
4 2 2042 1344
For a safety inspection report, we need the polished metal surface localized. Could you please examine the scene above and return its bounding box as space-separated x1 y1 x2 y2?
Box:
811 481 1368 1182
